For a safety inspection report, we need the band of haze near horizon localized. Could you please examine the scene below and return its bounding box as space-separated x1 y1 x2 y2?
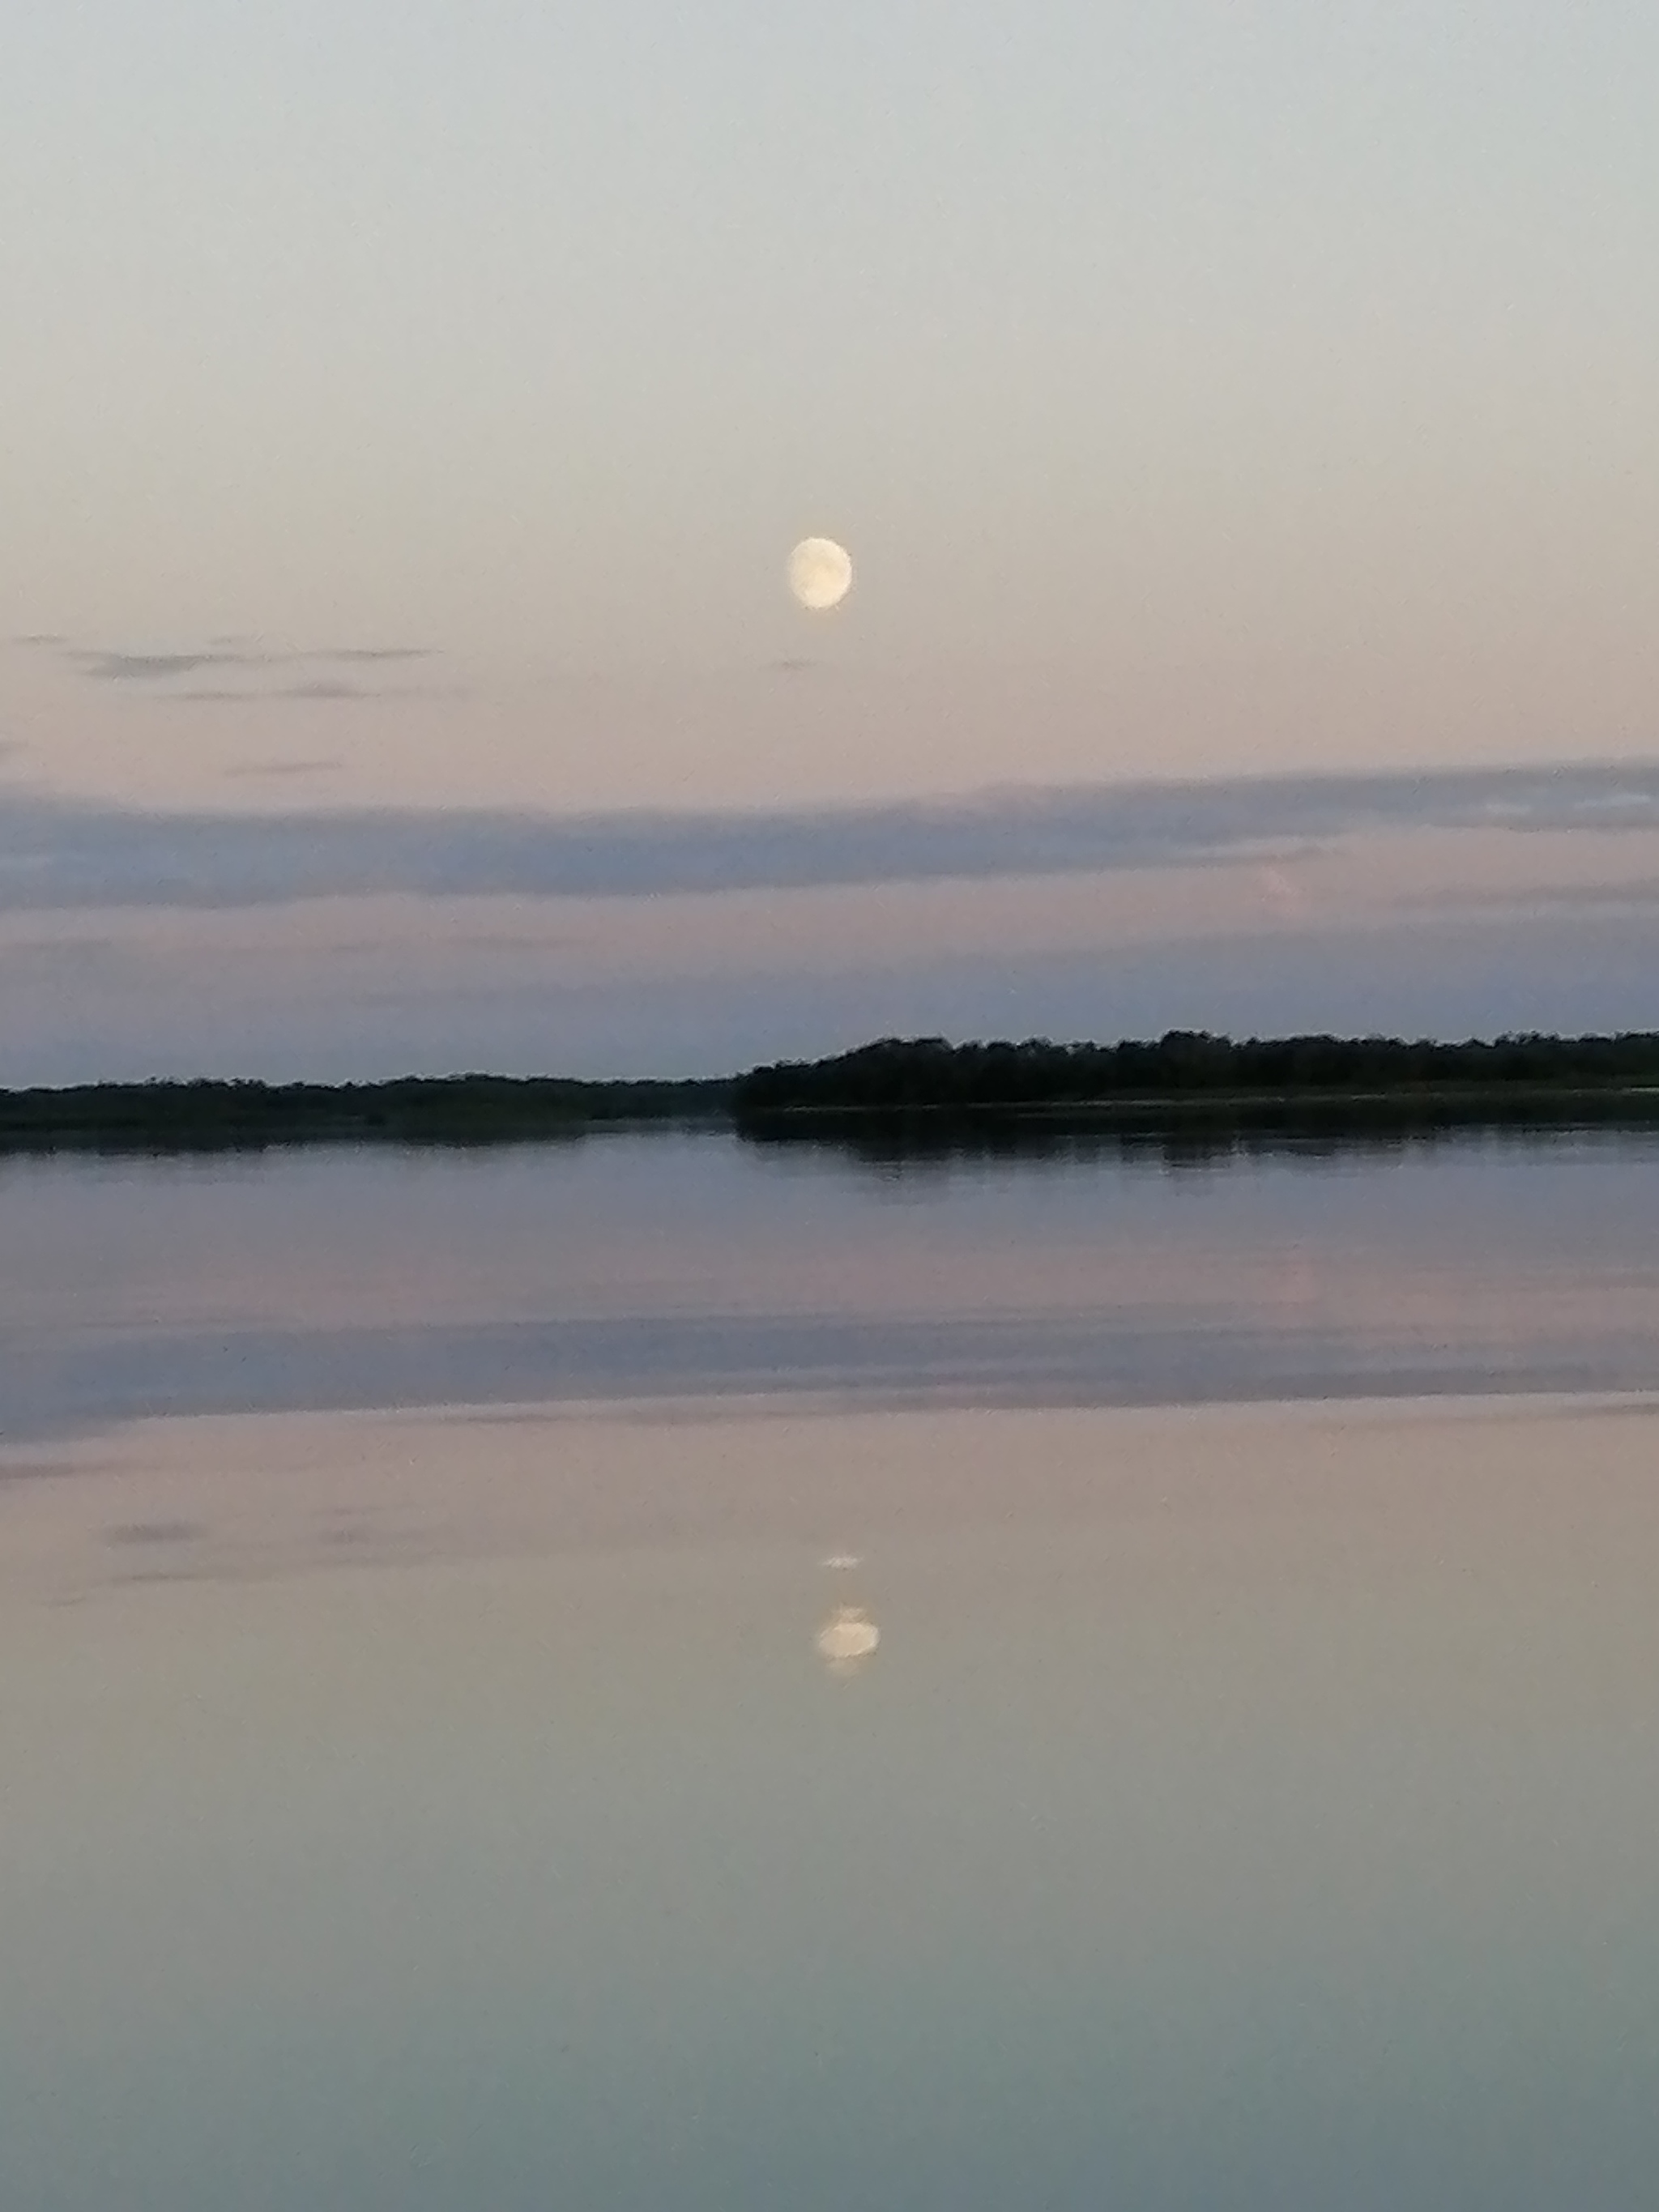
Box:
3 1 1657 1079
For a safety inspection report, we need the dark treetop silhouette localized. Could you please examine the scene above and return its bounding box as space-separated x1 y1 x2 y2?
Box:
732 1030 1659 1115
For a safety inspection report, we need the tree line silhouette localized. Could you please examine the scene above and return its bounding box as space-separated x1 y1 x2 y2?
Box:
0 1073 729 1154
732 1031 1659 1119
4 1030 1658 1153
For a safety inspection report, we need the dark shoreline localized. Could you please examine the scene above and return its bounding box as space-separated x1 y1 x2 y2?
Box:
0 1088 1654 1159
0 1075 733 1157
3 1032 1659 1157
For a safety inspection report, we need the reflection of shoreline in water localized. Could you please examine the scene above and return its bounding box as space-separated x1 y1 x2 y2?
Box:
816 1603 880 1678
737 1101 1659 1177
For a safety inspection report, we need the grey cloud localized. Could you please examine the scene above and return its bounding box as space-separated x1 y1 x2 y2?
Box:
326 648 432 664
2 757 1659 915
180 681 370 703
1528 879 1659 912
1416 876 1659 917
80 652 228 681
177 684 290 702
181 678 463 704
104 1519 206 1549
73 644 436 683
0 937 150 978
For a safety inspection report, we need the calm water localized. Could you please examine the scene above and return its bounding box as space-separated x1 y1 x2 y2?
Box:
3 1128 1658 2210
5 1123 1659 1435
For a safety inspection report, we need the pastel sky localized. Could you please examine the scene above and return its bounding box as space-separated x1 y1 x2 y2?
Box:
3 0 1657 1075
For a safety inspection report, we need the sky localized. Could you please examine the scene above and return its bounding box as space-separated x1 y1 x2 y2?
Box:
3 0 1657 1077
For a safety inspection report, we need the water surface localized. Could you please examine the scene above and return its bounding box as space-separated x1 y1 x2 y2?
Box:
4 1123 1659 1436
3 1131 1658 2209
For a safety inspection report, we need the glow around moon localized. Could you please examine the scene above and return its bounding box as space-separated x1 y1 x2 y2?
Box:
787 536 853 612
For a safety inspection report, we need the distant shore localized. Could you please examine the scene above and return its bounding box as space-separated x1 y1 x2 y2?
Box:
0 1074 731 1154
4 1030 1659 1154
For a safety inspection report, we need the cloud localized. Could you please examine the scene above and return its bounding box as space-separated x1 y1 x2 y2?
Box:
181 677 467 704
0 936 142 978
79 651 227 681
180 681 375 702
72 644 435 684
1528 879 1659 911
104 1519 207 1548
1415 876 1659 917
326 648 432 664
2 757 1659 915
223 758 345 780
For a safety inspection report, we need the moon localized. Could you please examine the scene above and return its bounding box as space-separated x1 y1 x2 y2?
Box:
816 1604 880 1676
788 536 853 612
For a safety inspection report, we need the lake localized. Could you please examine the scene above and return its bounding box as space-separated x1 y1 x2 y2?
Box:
2 1126 1658 2210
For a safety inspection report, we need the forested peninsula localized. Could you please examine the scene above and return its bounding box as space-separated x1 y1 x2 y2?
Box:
2 1031 1657 1153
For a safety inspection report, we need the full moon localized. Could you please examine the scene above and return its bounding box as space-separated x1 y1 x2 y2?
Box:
787 536 853 612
